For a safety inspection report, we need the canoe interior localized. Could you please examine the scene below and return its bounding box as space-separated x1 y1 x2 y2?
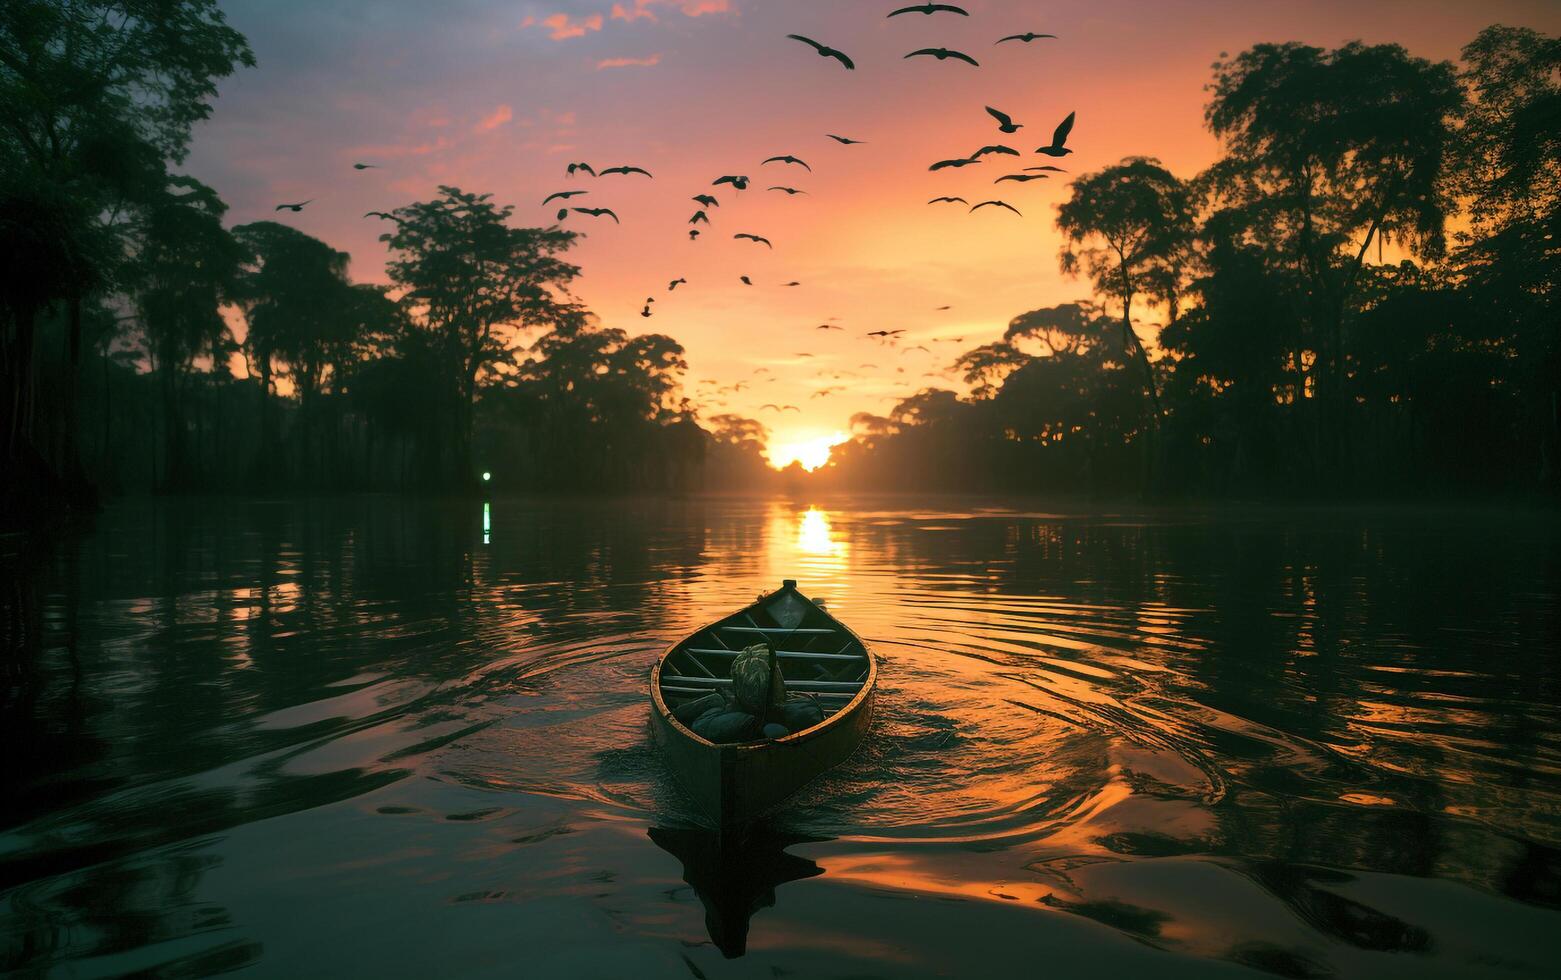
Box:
655 583 871 733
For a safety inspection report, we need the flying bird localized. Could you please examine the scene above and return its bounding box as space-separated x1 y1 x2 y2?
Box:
971 200 1022 216
996 32 1058 44
641 304 653 318
566 162 596 177
735 233 773 248
274 200 311 212
1025 165 1068 173
935 307 953 312
689 210 710 225
669 278 687 291
780 281 801 286
827 134 866 144
787 34 855 70
906 48 980 66
888 3 969 15
542 190 587 204
985 106 1022 133
996 173 1049 183
689 229 701 240
713 175 750 190
363 210 398 221
692 194 719 207
817 324 843 330
930 157 979 171
763 155 812 172
928 196 969 205
1035 111 1076 156
768 186 808 195
573 207 620 222
867 329 905 338
352 163 378 170
740 275 753 285
972 144 1020 158
599 165 653 178
556 208 569 221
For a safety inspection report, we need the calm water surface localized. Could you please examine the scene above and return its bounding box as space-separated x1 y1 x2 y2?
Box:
3 496 1560 978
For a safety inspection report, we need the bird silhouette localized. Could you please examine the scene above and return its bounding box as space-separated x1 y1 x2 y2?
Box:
689 210 710 225
986 106 1022 133
573 207 620 222
542 190 587 204
930 157 979 171
906 48 980 66
1035 111 1076 156
567 162 596 177
787 34 855 70
689 229 701 240
780 281 802 286
692 195 719 209
363 210 398 221
740 275 753 285
768 186 808 196
763 154 812 172
817 324 844 330
556 208 569 221
669 278 687 291
735 233 773 248
928 196 969 205
867 329 905 338
1025 165 1068 173
996 32 1058 44
972 144 1019 158
996 173 1049 183
888 3 969 16
600 165 653 178
352 163 378 170
971 200 1022 216
641 304 653 318
713 175 750 190
274 200 311 212
827 134 867 144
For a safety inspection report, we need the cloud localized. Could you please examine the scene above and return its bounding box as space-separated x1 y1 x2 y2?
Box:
474 104 513 132
596 53 662 69
611 0 730 23
540 12 604 40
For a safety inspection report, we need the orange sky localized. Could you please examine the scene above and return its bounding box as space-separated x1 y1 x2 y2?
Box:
188 0 1560 465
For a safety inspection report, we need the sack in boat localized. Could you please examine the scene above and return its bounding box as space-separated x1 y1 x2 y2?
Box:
692 708 761 743
762 722 790 740
672 692 727 726
778 695 825 733
729 642 786 715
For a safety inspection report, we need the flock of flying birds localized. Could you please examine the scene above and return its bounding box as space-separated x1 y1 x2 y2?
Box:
275 3 1079 417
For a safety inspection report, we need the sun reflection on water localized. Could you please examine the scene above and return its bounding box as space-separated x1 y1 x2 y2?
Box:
797 507 839 557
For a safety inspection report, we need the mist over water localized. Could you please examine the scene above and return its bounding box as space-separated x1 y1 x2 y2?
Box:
4 497 1559 977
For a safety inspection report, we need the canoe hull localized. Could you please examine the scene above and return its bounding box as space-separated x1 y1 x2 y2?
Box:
649 583 877 831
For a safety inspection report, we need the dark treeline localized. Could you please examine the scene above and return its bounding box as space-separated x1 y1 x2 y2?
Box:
818 28 1559 500
3 7 1557 525
0 1 770 527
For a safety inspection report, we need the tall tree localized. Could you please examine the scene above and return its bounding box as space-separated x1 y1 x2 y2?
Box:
126 177 244 490
1056 158 1194 420
0 0 252 510
381 187 581 488
1454 26 1560 491
1203 41 1463 472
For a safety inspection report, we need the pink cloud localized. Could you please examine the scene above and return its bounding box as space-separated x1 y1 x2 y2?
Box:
474 104 513 132
611 0 729 23
541 12 604 39
596 53 662 69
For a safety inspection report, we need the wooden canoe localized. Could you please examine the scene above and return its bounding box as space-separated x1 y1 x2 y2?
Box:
650 579 876 831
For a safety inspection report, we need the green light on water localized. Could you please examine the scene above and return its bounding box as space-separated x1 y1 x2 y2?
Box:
482 471 492 482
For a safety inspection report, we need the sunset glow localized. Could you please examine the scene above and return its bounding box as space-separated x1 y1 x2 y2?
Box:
767 432 847 471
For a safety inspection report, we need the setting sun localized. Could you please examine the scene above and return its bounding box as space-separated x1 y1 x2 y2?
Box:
767 432 848 472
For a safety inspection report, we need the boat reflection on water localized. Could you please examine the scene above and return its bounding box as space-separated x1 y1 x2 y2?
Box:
647 824 827 958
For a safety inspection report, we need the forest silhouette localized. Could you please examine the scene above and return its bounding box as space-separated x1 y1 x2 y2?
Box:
2 3 1556 525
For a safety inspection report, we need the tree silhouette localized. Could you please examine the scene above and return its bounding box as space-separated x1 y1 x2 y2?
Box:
1203 42 1464 469
381 186 581 488
0 0 253 509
